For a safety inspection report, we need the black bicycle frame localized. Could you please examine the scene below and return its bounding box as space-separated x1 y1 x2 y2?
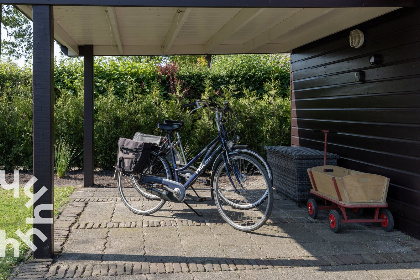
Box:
141 109 241 202
167 119 232 190
170 134 222 188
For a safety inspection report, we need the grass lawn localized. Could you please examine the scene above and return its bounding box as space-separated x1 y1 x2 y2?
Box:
0 186 76 280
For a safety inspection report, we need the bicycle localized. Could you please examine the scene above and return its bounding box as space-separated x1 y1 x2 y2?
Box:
134 115 273 201
133 121 206 193
154 107 274 201
117 100 273 232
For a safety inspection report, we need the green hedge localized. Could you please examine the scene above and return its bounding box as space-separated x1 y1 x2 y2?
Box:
0 55 291 171
0 91 33 170
94 89 290 169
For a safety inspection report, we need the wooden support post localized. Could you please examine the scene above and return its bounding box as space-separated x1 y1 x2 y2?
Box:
84 45 94 187
32 5 54 259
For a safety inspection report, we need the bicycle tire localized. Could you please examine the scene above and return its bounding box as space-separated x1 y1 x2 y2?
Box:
118 154 172 215
211 150 271 208
233 148 272 182
213 153 273 232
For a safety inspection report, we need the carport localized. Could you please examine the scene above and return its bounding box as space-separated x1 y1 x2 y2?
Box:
0 0 414 258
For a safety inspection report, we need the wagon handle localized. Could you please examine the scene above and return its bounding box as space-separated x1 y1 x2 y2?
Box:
312 129 338 165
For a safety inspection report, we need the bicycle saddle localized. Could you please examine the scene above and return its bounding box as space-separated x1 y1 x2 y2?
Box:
158 123 181 131
164 119 184 127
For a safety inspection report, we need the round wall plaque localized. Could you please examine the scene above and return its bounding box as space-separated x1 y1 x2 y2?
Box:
349 29 364 48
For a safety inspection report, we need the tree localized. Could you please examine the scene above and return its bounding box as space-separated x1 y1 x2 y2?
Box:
1 5 33 61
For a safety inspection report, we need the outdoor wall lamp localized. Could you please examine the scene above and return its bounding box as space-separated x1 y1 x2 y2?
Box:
355 71 365 82
369 54 383 65
349 29 364 48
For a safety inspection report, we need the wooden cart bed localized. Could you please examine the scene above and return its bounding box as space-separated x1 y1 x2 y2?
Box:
308 165 390 206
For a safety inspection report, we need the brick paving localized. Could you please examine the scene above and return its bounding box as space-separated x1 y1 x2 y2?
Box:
11 185 420 279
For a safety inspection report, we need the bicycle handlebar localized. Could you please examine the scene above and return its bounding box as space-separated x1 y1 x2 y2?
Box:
181 102 196 108
181 100 237 133
182 100 232 114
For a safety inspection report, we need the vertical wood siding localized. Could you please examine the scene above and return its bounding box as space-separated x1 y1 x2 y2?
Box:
291 8 420 238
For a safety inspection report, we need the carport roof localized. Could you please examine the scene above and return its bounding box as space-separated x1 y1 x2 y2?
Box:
11 2 406 56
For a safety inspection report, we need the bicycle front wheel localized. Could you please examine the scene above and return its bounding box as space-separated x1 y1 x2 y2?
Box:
118 154 172 215
213 153 273 232
233 148 272 183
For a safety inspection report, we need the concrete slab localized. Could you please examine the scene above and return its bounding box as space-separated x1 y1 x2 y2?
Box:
190 271 240 279
78 201 115 223
13 186 420 280
366 240 414 254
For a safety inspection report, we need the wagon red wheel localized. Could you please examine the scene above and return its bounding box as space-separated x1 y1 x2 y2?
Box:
307 198 318 219
329 210 341 233
379 209 394 232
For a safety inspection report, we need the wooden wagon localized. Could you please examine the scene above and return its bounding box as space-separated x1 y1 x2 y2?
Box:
307 165 394 233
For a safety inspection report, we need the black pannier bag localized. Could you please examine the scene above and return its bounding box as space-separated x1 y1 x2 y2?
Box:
116 138 153 173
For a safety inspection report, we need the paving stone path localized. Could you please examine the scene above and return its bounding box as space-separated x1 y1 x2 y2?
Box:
12 185 420 279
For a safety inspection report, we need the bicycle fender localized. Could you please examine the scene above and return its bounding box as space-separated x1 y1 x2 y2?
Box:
210 150 242 189
142 175 186 202
210 150 241 174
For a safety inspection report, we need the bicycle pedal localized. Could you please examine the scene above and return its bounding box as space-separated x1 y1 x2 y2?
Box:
205 179 211 186
197 197 206 202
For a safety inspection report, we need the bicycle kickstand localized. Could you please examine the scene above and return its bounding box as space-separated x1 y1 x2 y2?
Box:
190 186 207 202
183 201 203 217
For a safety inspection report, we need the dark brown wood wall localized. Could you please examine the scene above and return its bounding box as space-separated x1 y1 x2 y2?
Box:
291 8 420 239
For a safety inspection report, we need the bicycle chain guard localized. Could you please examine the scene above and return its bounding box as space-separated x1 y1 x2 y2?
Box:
142 175 186 202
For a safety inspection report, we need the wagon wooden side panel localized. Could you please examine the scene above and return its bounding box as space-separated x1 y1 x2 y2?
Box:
308 165 390 205
341 172 389 203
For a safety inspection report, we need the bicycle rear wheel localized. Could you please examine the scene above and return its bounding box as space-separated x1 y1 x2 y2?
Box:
213 153 273 232
118 154 172 215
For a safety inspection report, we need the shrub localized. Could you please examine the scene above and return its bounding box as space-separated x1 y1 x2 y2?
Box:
93 92 290 169
54 90 84 168
0 62 32 97
0 91 33 171
0 55 291 170
93 57 158 98
54 138 76 178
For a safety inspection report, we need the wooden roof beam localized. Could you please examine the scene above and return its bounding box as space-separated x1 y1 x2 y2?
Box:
54 21 79 56
204 8 264 54
105 7 123 55
276 7 399 52
242 8 334 53
161 8 191 55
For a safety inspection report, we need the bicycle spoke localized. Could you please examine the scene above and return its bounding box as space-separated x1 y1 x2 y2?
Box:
214 153 273 232
118 154 171 215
